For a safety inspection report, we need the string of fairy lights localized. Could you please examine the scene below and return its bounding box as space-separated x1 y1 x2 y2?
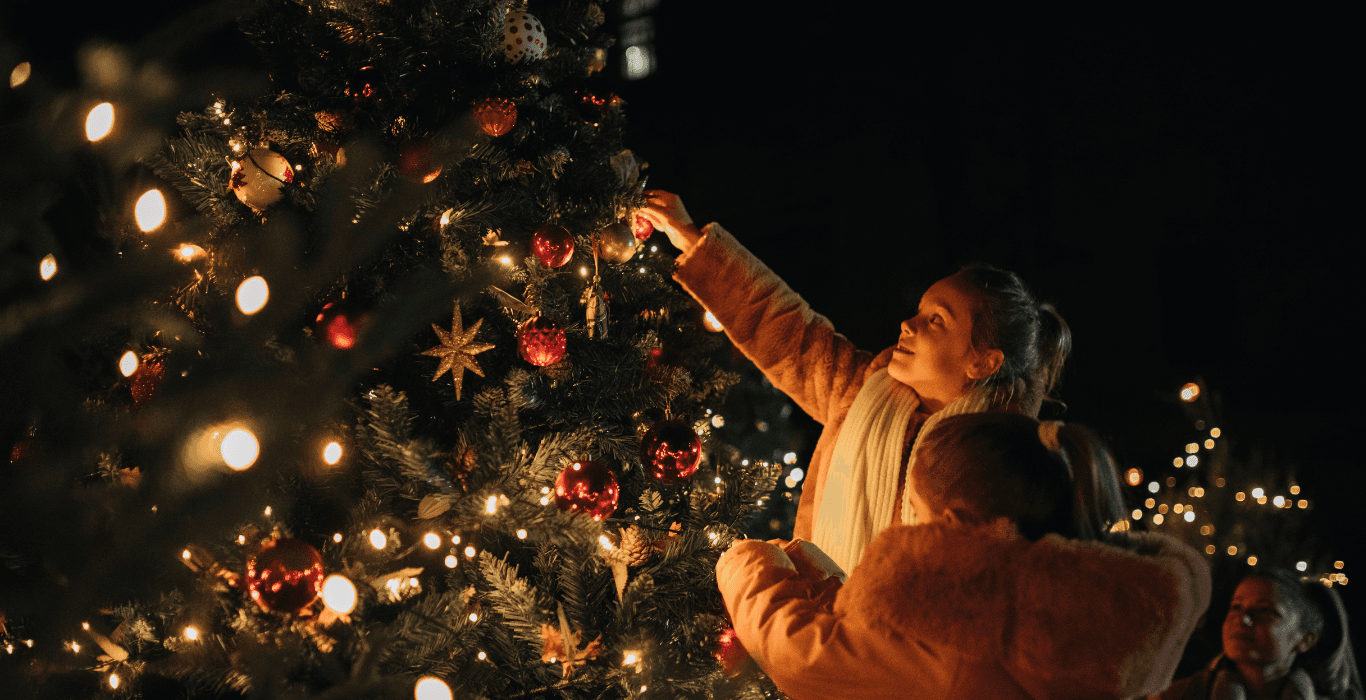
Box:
1123 382 1347 588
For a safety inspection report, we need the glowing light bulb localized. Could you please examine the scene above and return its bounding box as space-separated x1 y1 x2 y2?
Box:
1273 495 1285 507
1186 443 1199 454
119 351 139 377
370 529 387 549
624 652 638 664
1153 514 1164 525
86 102 114 141
1204 439 1215 449
516 529 527 539
1131 509 1142 520
1210 427 1221 438
1290 485 1301 495
485 495 498 514
236 276 269 315
1228 546 1238 555
1200 525 1213 536
1126 468 1143 486
477 651 487 660
135 189 166 232
1335 561 1344 569
468 613 478 622
464 546 475 558
176 244 206 261
10 62 31 88
1186 455 1198 467
1206 544 1217 554
1172 457 1183 467
451 535 461 545
599 535 614 550
444 555 458 568
1148 481 1159 494
323 441 342 465
182 549 191 560
1248 556 1258 566
71 642 80 652
40 254 57 280
184 626 199 641
1179 383 1200 402
1298 500 1309 509
1297 561 1308 572
322 575 357 614
1145 498 1156 508
109 673 120 689
539 496 549 505
414 676 453 700
499 255 512 265
1184 510 1195 522
703 311 723 332
1251 487 1264 499
424 533 441 549
784 452 798 466
221 428 259 470
1236 491 1246 501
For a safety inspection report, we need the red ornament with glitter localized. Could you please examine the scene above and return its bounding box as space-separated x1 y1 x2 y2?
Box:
641 419 702 482
473 98 518 137
129 354 166 408
517 316 566 367
245 538 325 614
530 224 575 268
554 460 619 520
314 300 370 349
631 214 653 241
714 627 749 677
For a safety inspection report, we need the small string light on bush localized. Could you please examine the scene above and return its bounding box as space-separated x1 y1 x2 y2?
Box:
444 555 458 568
40 254 57 280
108 673 120 689
221 428 259 470
184 626 199 641
176 244 206 261
323 441 343 465
464 546 476 558
369 529 387 549
423 533 441 549
1180 383 1200 402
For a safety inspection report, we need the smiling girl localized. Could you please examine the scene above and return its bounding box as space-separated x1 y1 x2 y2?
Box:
641 191 1071 571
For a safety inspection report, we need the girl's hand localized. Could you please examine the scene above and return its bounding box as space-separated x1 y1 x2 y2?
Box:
640 190 703 254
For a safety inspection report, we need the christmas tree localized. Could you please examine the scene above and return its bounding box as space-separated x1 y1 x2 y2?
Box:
1 1 795 697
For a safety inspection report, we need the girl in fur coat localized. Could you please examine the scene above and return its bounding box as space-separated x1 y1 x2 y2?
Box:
715 412 1212 700
641 191 1072 573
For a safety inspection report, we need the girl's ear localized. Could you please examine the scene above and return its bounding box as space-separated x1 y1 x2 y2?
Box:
1296 630 1319 653
967 348 1004 380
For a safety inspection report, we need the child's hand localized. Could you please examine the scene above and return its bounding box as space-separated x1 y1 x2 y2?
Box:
640 190 703 254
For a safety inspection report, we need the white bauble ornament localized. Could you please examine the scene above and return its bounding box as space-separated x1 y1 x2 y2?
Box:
230 148 293 211
502 11 546 63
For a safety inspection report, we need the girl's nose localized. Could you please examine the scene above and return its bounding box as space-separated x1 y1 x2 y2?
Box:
900 318 915 336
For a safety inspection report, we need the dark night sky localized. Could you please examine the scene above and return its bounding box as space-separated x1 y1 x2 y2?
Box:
6 0 1360 617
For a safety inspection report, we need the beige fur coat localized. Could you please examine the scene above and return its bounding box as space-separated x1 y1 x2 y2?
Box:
716 522 1212 700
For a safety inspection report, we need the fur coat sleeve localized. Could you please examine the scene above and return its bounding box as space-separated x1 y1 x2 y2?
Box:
717 523 1212 700
673 223 897 540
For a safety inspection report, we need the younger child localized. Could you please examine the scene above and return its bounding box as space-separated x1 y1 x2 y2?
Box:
716 413 1211 700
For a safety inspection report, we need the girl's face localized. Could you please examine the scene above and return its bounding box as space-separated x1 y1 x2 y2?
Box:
887 273 998 411
1222 578 1315 676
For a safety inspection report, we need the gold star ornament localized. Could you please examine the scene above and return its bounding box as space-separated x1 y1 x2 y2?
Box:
419 303 495 399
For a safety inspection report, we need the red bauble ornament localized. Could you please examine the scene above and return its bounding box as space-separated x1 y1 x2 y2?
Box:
245 538 325 614
714 627 748 676
129 354 166 408
517 316 566 367
314 300 370 349
530 224 575 268
631 214 653 241
398 139 442 184
473 98 518 137
641 419 702 482
554 460 619 520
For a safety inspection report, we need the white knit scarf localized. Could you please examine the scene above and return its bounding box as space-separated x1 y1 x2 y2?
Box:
811 370 993 574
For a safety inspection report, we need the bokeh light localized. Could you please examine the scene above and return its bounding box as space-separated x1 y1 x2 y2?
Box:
236 276 269 314
86 102 115 141
40 254 57 280
221 428 259 470
1179 382 1200 402
414 676 452 700
10 62 31 88
323 441 343 465
369 529 387 549
322 575 357 614
119 351 139 377
135 189 167 232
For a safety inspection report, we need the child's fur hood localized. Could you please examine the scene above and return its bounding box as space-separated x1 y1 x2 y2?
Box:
836 521 1211 699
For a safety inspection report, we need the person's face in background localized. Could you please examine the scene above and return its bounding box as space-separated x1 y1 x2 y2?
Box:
1223 577 1317 680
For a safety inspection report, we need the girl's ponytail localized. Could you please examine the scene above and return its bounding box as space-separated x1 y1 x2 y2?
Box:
957 265 1073 416
1052 422 1127 542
